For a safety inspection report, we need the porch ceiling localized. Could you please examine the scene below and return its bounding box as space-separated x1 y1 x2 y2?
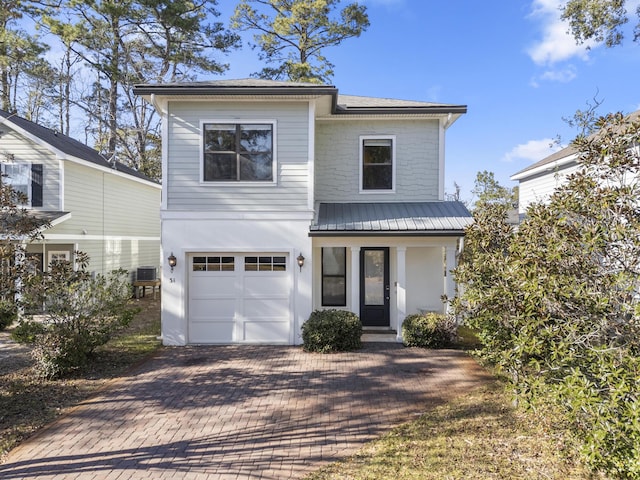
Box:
310 202 472 237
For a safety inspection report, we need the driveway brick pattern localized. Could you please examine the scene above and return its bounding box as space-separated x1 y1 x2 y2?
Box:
1 344 489 479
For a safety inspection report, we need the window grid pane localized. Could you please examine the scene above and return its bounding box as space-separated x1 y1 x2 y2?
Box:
203 123 273 182
244 256 287 272
192 256 235 272
322 247 347 306
362 139 393 190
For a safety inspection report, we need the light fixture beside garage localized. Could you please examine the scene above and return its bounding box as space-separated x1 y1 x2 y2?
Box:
297 253 305 271
168 252 177 272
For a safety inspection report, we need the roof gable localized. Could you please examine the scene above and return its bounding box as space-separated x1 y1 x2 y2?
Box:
0 109 157 184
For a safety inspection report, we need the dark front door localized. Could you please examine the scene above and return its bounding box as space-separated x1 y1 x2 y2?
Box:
360 247 390 327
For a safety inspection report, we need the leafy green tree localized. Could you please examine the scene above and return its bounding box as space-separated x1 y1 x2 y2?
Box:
470 170 518 212
17 252 140 378
232 0 369 83
561 0 640 47
44 0 239 179
0 168 47 328
454 112 640 478
0 0 51 112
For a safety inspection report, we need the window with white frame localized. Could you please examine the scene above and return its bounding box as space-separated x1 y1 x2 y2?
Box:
0 163 42 207
203 123 274 182
360 136 395 191
1 163 30 204
48 251 70 266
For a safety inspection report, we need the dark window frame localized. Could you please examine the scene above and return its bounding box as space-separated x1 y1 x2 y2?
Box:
321 247 347 307
202 122 275 182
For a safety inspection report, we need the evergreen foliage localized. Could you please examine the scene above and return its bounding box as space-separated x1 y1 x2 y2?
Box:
401 312 457 349
302 309 362 352
16 252 140 378
454 112 640 479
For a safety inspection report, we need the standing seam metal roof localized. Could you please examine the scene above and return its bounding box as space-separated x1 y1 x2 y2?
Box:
310 202 472 235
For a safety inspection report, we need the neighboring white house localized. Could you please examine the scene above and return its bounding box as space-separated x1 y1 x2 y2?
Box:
511 109 640 215
134 79 471 346
0 109 161 278
510 145 580 215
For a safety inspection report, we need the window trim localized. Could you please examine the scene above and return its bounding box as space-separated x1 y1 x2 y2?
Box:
359 135 396 194
321 247 347 307
200 119 277 185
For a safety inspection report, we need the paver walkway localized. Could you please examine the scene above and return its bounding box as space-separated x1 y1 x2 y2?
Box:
0 343 490 480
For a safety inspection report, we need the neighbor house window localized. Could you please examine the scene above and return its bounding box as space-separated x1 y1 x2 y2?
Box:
360 136 395 191
0 163 43 207
322 247 346 306
203 123 274 182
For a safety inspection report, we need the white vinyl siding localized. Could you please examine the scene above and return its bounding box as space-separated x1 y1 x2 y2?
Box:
315 119 440 202
166 101 310 211
517 162 579 213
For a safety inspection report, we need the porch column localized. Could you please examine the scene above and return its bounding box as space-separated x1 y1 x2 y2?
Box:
444 245 457 313
350 247 360 316
396 247 407 343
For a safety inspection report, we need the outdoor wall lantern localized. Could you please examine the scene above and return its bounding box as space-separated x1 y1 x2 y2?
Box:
297 253 305 272
168 252 177 272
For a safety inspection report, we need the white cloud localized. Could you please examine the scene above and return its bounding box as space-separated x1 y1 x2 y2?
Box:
503 138 561 162
527 0 593 66
539 65 578 82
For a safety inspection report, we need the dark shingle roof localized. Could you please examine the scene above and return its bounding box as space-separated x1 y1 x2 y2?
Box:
0 110 156 183
310 202 472 236
133 79 467 116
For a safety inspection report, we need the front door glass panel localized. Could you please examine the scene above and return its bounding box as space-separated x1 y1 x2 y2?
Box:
364 250 385 305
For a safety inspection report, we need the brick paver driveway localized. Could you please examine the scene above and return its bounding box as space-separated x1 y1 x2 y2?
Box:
1 343 489 480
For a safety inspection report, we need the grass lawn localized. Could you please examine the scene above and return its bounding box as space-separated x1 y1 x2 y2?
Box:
0 295 161 461
304 379 601 480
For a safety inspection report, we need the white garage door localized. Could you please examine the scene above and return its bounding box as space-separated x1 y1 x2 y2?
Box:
188 253 292 344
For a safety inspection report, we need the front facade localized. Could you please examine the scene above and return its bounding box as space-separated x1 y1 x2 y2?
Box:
134 79 471 345
0 110 161 277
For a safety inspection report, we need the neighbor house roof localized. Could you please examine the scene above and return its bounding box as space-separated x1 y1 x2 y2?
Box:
133 78 467 116
310 202 472 236
511 109 640 181
0 109 157 184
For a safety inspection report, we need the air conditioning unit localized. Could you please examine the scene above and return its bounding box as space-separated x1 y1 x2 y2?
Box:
136 267 157 281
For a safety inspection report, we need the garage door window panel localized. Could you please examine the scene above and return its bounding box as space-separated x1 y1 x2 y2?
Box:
193 256 235 272
245 256 287 272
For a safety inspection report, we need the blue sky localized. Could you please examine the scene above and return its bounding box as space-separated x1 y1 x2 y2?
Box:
216 0 640 201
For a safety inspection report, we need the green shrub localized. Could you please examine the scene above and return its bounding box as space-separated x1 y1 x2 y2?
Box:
18 256 140 378
11 320 46 343
0 300 18 330
302 309 362 353
402 312 457 348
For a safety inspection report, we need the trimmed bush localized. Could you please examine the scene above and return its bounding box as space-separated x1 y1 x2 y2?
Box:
302 309 362 353
402 312 457 348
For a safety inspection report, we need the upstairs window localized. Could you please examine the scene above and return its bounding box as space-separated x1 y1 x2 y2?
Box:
203 123 274 182
360 136 395 191
0 163 43 207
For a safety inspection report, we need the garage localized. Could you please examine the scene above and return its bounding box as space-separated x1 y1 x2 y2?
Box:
188 253 293 344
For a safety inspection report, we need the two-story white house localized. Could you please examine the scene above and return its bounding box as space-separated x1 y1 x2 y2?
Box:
0 109 161 277
134 79 471 345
